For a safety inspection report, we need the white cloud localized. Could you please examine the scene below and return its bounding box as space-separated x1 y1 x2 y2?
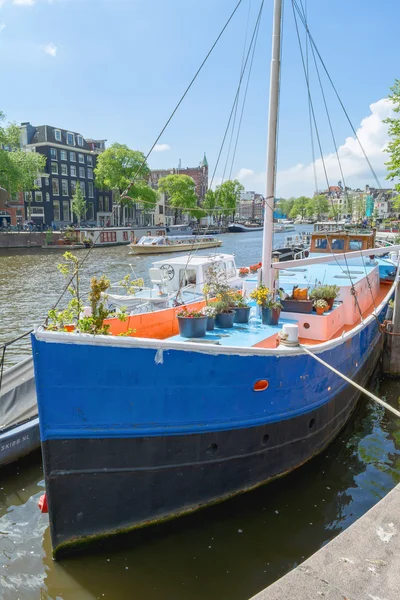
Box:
12 0 36 5
234 97 395 197
42 42 57 57
0 22 5 32
153 143 171 152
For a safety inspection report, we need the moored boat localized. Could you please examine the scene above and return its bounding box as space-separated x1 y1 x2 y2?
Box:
30 0 400 559
129 234 222 254
228 222 263 232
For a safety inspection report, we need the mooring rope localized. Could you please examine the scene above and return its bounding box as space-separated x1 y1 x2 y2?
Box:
300 344 400 418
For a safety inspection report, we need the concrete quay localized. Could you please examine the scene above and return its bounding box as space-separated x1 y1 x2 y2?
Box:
251 483 400 600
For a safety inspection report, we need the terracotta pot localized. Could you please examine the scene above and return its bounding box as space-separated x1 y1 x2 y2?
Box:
316 306 325 315
325 297 335 309
64 324 75 332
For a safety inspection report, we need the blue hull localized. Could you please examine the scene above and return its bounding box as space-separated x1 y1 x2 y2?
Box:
32 309 385 556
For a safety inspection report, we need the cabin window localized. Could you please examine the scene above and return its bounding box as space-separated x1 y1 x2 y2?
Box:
315 238 328 249
226 260 236 278
329 238 345 250
349 239 363 250
179 268 196 286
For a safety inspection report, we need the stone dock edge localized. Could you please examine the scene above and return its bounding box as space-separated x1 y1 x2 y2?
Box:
251 482 400 600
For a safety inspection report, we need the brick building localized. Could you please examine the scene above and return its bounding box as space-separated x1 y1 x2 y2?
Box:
149 155 209 226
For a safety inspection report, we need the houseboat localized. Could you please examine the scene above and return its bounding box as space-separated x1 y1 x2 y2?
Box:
129 235 222 255
30 0 400 559
43 226 133 249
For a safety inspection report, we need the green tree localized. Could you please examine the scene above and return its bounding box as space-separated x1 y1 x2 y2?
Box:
215 179 244 221
289 196 310 220
0 111 46 198
203 189 217 217
306 195 329 220
385 80 400 193
71 182 86 224
158 173 199 224
94 143 156 223
276 197 294 218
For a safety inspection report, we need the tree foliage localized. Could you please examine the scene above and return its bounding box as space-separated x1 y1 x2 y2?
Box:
306 195 329 219
289 196 310 219
0 111 46 196
71 181 87 223
94 143 154 208
158 174 199 223
203 189 217 216
385 80 400 192
215 179 244 218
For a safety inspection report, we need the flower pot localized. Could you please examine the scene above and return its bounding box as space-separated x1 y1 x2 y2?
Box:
261 307 281 326
177 315 208 338
206 316 215 331
63 324 75 332
233 306 251 324
215 311 235 329
239 273 248 278
316 306 325 315
325 297 335 309
281 299 313 314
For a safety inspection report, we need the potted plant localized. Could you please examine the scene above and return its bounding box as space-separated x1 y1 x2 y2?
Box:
280 285 313 314
214 301 236 328
249 263 260 274
250 284 282 325
201 305 217 331
239 267 250 277
315 299 328 315
310 284 340 309
204 260 236 329
176 308 208 338
229 291 251 324
82 237 93 248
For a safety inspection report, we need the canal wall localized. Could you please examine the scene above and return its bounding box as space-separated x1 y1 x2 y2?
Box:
251 483 400 600
0 232 63 248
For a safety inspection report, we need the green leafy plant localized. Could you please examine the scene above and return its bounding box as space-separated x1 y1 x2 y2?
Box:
78 275 111 335
310 284 340 301
119 274 145 295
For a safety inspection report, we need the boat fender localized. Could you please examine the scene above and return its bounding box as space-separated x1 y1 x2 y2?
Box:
38 494 48 513
304 250 309 258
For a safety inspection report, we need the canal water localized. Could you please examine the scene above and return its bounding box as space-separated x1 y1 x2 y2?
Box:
0 228 399 600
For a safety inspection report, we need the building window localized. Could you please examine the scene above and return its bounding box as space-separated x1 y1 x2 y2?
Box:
35 191 43 202
61 163 68 176
45 178 49 186
66 132 75 146
80 181 85 196
78 153 85 164
70 152 76 162
63 200 70 221
53 200 60 221
87 155 93 166
54 129 62 142
50 148 57 160
60 150 67 161
62 180 69 196
99 196 104 212
87 202 94 220
159 205 164 214
70 165 77 177
79 167 85 178
46 193 50 202
104 197 109 212
87 167 93 179
52 179 59 195
51 162 58 174
71 180 77 194
77 135 84 147
34 177 42 188
88 182 94 198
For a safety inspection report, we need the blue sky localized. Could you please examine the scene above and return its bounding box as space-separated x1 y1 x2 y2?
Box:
0 0 398 197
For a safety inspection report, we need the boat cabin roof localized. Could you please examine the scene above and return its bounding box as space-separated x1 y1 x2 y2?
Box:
152 253 235 268
136 235 218 245
310 230 376 254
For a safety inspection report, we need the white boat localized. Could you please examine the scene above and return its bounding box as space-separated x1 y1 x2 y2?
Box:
274 223 296 233
129 234 222 254
106 253 242 314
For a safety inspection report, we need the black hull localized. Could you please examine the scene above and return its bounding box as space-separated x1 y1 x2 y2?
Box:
43 339 382 557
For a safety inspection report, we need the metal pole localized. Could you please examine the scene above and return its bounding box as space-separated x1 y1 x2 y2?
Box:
262 0 282 290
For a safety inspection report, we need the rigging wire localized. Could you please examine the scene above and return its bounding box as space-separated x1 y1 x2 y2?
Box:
120 0 245 200
292 0 382 189
209 0 265 191
221 0 253 182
